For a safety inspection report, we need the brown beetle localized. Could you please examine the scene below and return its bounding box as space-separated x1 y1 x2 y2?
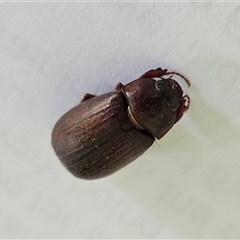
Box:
52 68 190 180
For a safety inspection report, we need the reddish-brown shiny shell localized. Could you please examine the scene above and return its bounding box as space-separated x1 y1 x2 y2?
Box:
51 68 190 179
52 92 154 179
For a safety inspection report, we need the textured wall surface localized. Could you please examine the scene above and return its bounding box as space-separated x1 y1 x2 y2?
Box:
1 2 240 238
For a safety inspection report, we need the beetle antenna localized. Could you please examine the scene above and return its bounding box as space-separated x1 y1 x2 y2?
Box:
163 72 190 87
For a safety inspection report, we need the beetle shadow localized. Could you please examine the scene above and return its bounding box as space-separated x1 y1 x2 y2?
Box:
108 82 240 237
106 54 240 236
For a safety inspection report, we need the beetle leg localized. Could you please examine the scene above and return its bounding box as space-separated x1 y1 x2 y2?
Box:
81 93 96 103
116 83 124 92
175 95 190 123
140 68 168 79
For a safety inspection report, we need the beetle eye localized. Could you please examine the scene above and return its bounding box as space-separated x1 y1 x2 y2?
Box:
156 81 179 111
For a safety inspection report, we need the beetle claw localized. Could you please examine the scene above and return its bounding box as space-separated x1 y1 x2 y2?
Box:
183 95 190 112
116 83 124 92
174 95 190 123
81 93 96 103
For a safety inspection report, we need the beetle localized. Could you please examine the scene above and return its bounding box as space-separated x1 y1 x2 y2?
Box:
51 68 190 180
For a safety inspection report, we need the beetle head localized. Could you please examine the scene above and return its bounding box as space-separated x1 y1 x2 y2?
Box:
122 77 188 139
155 78 184 111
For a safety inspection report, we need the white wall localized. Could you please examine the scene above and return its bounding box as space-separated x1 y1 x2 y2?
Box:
1 2 240 238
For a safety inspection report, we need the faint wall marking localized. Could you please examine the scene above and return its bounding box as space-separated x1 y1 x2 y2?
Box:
134 9 162 35
5 32 68 80
226 6 240 45
158 185 213 226
114 3 162 36
190 2 214 11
